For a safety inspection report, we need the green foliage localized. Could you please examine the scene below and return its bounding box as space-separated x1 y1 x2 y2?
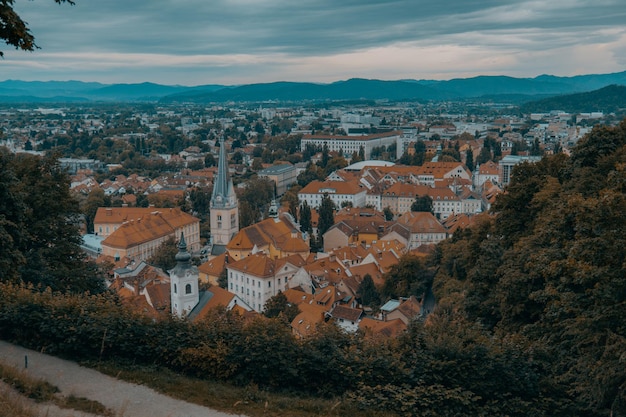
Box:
263 291 300 323
410 195 433 212
433 118 626 415
380 255 434 300
299 201 312 233
147 237 178 271
465 147 475 172
383 206 394 221
0 280 566 415
317 194 335 237
356 274 380 308
296 163 325 187
237 177 274 227
0 150 105 294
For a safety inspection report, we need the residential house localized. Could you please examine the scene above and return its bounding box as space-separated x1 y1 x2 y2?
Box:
382 212 447 250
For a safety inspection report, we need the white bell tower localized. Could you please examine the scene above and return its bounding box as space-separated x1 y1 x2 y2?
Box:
170 232 199 317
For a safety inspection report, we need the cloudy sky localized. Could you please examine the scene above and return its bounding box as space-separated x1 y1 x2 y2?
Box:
2 0 625 86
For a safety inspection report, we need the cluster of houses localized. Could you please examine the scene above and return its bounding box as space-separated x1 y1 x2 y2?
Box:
91 141 503 339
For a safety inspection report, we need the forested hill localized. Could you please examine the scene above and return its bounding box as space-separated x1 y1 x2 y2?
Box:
519 84 626 114
433 119 626 416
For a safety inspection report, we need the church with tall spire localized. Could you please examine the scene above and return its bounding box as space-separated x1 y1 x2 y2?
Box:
210 137 239 254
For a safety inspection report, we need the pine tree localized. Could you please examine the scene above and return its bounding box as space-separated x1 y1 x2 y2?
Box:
317 194 335 236
465 147 475 172
299 201 312 233
357 274 380 307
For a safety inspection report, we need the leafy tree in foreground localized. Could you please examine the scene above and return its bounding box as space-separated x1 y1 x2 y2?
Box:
2 151 106 293
433 119 626 416
0 0 75 57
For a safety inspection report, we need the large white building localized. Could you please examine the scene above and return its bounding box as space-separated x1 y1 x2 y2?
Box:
300 131 402 160
298 180 367 209
226 253 305 313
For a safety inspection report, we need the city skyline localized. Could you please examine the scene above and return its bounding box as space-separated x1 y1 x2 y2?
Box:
2 0 625 86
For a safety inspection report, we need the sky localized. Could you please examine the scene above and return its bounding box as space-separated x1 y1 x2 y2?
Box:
2 0 626 86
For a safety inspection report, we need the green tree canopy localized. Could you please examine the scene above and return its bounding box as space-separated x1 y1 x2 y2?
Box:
317 194 335 237
433 118 626 416
411 195 433 212
357 274 381 308
0 150 105 293
263 291 300 323
299 200 312 233
147 237 178 272
381 254 434 300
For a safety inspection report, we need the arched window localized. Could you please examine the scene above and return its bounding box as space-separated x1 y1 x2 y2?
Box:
185 283 192 294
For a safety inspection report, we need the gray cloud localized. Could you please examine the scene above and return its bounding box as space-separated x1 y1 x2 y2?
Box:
5 0 625 84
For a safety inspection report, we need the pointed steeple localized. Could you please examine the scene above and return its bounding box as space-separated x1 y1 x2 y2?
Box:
170 231 199 318
175 232 191 264
211 137 236 209
209 137 239 248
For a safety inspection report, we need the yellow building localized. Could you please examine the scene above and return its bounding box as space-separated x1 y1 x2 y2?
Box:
99 208 200 261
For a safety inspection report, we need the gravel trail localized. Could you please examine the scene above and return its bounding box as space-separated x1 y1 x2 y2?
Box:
0 340 247 417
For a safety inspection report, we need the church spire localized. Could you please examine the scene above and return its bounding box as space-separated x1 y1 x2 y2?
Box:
211 136 236 209
175 232 191 264
209 137 239 249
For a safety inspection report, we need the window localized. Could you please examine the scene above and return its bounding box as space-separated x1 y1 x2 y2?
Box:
185 283 192 294
268 282 271 288
173 284 177 294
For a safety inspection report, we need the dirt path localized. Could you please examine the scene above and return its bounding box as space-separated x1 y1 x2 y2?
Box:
0 340 246 417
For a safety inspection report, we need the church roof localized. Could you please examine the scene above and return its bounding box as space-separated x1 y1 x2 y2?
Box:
95 207 197 228
227 253 276 278
226 215 309 255
102 212 178 249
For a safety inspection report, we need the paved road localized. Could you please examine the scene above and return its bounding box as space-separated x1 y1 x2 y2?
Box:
0 340 246 417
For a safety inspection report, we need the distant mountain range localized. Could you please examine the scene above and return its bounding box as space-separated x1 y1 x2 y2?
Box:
1 71 625 105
